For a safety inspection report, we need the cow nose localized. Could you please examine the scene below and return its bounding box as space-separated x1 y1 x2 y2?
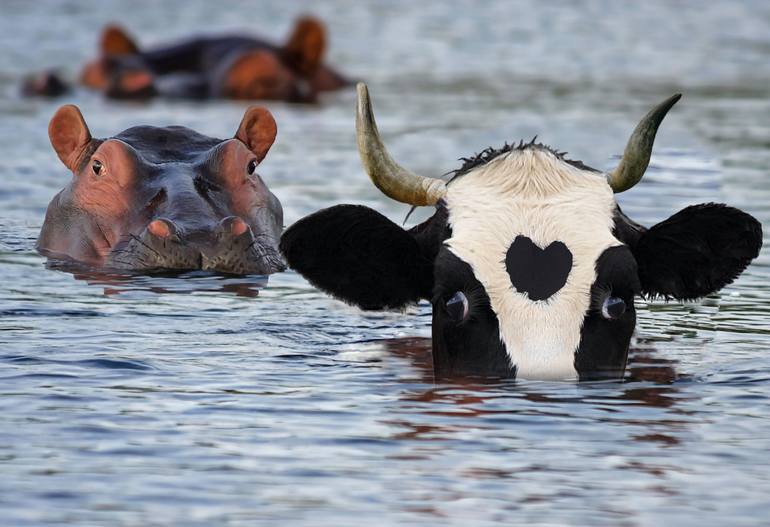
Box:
219 216 251 237
147 218 177 239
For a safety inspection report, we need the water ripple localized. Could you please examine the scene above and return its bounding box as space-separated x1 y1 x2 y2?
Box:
1 1 770 526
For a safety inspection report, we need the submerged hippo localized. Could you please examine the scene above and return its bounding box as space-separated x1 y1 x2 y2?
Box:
38 105 285 275
20 70 70 98
77 16 351 102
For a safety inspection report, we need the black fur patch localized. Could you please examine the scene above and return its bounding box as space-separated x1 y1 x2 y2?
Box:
612 205 647 251
408 205 451 261
505 236 573 301
633 203 762 300
574 245 639 381
280 205 445 310
432 248 515 379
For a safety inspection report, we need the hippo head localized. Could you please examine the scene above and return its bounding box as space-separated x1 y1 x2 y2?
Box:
79 20 349 102
79 25 157 100
80 25 140 90
38 105 285 275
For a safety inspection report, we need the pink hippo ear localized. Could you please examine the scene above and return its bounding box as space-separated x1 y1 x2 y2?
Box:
100 24 140 56
234 106 277 163
48 105 93 171
284 16 327 77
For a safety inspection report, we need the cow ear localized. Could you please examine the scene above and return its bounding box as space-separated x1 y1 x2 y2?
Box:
280 205 433 310
49 105 93 171
633 203 762 300
235 106 277 163
283 16 326 76
100 24 139 55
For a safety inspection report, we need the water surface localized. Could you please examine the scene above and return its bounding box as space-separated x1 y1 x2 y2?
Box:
1 1 770 525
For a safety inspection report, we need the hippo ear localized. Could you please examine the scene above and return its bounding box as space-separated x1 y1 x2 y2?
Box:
283 16 327 76
235 106 277 163
48 105 93 171
100 24 139 55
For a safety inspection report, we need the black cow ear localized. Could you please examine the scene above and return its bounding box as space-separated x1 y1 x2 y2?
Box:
280 205 433 310
634 203 762 300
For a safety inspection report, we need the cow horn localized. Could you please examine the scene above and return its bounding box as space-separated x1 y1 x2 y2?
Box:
356 83 447 206
607 93 682 193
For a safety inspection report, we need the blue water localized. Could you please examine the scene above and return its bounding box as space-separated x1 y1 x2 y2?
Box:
2 1 770 525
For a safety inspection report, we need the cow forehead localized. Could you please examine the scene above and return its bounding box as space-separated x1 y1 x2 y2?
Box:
444 148 621 380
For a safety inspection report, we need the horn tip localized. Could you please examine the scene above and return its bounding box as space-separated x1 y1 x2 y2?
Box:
356 83 371 127
660 93 682 113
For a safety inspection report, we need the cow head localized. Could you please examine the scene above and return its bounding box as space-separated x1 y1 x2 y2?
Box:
281 84 762 381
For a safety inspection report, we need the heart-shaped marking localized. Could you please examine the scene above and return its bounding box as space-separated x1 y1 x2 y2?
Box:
505 236 573 301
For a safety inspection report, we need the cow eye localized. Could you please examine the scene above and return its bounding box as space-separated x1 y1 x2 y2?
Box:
446 291 469 323
247 159 258 175
92 160 103 176
601 296 626 320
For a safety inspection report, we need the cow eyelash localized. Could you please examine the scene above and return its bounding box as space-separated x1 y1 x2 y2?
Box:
590 284 633 320
457 282 490 324
589 284 613 315
433 281 489 325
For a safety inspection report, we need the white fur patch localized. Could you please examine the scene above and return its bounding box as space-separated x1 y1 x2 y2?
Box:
444 148 619 380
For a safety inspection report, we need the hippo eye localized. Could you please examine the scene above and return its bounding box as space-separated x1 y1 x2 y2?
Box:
247 159 258 175
601 296 626 320
446 291 469 323
92 159 103 176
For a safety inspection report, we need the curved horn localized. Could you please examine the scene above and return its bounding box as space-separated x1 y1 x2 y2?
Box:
607 93 682 193
356 83 447 206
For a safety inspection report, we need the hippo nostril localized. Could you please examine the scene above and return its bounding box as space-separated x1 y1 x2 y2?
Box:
147 218 177 239
220 216 250 237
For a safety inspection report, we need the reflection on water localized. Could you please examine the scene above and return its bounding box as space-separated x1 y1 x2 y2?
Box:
371 337 699 521
2 0 770 525
380 336 685 414
45 258 268 298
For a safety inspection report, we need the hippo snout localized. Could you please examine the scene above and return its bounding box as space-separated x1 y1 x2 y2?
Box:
202 216 286 275
111 216 284 275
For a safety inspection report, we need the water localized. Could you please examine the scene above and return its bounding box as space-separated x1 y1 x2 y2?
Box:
2 1 770 525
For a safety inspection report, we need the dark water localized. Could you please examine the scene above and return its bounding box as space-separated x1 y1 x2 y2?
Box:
2 1 770 525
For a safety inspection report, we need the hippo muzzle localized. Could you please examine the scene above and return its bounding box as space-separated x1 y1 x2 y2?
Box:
114 214 284 275
39 105 286 276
